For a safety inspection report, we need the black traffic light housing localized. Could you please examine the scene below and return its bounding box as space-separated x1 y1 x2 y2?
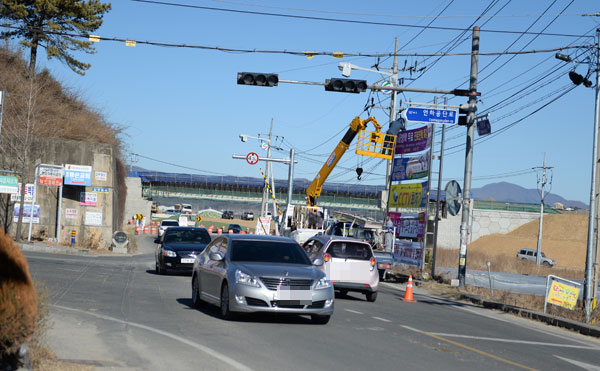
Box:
237 72 279 87
457 103 476 126
325 78 368 93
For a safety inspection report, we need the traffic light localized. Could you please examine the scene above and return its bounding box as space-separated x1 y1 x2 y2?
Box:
457 103 476 126
237 72 279 87
568 71 592 88
325 78 367 94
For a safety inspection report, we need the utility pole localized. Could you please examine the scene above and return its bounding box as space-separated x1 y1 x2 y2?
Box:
535 154 551 265
458 27 480 287
261 119 274 217
384 38 400 218
584 27 600 323
431 97 448 278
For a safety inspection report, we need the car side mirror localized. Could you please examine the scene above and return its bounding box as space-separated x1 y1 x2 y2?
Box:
209 252 224 261
154 238 160 244
312 258 324 266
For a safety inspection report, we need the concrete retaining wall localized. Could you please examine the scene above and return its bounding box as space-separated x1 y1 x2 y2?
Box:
123 177 152 225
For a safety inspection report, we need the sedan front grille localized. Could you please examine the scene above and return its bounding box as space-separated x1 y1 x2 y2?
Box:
259 277 313 291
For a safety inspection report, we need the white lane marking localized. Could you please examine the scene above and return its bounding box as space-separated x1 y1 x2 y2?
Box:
52 304 253 371
554 355 600 370
426 333 600 350
344 309 363 315
372 316 391 323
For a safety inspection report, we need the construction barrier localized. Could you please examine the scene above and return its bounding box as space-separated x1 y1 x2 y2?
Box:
151 226 158 235
228 229 233 234
208 226 213 234
217 228 222 235
143 226 149 234
135 226 142 235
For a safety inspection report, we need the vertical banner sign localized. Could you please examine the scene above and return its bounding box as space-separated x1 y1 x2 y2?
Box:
388 181 429 208
395 124 432 155
547 280 580 310
38 166 64 186
388 212 426 238
64 164 92 186
0 176 18 194
393 240 423 268
391 150 430 181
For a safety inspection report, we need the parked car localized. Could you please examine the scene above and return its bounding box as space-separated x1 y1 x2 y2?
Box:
191 234 334 324
517 248 555 267
242 211 254 220
222 210 234 219
158 219 179 238
227 224 243 233
303 235 379 302
155 227 211 274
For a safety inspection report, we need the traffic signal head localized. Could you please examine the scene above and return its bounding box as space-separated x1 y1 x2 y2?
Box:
325 78 367 93
237 72 278 87
458 103 476 126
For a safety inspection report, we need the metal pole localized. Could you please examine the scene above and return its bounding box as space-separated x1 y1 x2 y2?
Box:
27 165 38 241
458 27 480 287
421 97 437 274
0 91 5 144
431 97 448 278
536 153 547 265
287 148 295 206
261 119 274 217
384 38 399 219
57 183 63 243
584 28 600 323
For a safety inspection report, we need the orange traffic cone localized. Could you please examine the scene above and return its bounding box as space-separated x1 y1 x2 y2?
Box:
403 275 416 302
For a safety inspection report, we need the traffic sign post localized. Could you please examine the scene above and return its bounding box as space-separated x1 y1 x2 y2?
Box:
404 107 458 125
246 152 259 165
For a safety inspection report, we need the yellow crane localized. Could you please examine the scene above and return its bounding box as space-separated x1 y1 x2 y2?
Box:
306 116 396 207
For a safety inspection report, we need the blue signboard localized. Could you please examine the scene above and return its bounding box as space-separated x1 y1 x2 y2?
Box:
405 107 457 124
64 164 92 186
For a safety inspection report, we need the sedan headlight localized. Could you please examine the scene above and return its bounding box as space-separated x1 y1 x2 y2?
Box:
163 250 177 257
315 277 332 290
235 269 260 287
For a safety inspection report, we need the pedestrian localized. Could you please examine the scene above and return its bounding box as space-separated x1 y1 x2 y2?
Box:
384 217 394 253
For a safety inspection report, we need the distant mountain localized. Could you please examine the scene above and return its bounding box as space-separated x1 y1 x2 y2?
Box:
472 182 588 210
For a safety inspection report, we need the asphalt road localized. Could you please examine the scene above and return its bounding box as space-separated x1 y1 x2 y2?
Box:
24 235 600 371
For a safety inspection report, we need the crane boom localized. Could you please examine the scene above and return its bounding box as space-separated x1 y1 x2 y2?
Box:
306 116 381 206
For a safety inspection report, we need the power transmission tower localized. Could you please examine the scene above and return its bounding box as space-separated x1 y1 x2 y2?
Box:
534 154 553 265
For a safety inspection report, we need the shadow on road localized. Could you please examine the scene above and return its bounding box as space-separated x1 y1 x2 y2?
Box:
176 298 317 325
145 269 192 277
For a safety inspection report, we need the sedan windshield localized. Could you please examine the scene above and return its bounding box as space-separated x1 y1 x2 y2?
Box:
164 229 211 244
230 240 311 265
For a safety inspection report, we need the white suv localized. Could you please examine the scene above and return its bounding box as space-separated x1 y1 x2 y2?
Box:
516 248 555 267
303 235 379 302
158 219 179 238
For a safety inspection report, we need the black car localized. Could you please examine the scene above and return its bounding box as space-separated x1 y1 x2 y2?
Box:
227 223 243 233
155 227 212 274
221 210 234 219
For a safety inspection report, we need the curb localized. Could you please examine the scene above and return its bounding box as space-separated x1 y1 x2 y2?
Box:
459 293 600 338
18 242 91 256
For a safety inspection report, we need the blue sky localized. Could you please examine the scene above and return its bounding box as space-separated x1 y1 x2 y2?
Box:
28 0 600 204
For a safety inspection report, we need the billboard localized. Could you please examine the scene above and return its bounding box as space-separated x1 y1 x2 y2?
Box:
391 150 430 182
388 181 429 208
395 124 432 155
388 212 425 239
13 204 40 223
64 164 92 186
393 240 423 268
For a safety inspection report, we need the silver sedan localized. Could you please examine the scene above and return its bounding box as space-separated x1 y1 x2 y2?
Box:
191 234 334 324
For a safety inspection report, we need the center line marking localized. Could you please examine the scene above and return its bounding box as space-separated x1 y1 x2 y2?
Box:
372 316 391 323
345 309 364 315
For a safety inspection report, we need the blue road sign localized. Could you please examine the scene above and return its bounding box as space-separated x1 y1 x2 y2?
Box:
405 107 458 124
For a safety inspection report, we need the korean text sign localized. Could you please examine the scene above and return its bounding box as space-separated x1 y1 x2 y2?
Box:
547 280 580 310
395 124 432 155
388 182 428 208
388 212 425 239
64 164 92 186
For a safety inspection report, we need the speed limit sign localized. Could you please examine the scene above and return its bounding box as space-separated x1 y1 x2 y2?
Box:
246 152 259 165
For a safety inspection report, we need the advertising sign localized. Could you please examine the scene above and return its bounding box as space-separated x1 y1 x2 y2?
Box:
388 181 429 208
84 211 103 226
391 150 430 182
547 280 580 310
10 184 35 202
39 166 64 186
393 240 423 268
64 164 92 186
0 176 18 194
65 208 78 219
388 212 425 239
13 204 40 223
395 124 432 155
80 192 98 206
95 171 107 181
255 216 272 235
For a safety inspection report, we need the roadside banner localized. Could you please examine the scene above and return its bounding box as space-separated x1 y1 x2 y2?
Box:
388 212 425 239
395 124 432 155
547 279 580 310
13 204 40 223
64 164 92 186
388 181 429 208
39 166 64 186
393 240 423 268
0 175 18 194
255 216 272 235
391 150 430 181
10 183 35 202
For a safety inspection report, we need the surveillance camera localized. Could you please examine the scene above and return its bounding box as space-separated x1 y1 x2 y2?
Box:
240 134 247 142
338 62 351 77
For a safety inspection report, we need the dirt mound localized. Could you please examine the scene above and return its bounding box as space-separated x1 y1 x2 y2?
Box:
470 214 588 270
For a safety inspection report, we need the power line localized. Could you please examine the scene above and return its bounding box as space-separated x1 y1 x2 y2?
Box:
131 152 230 175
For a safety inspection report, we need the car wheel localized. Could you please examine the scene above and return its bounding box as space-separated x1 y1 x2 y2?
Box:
311 314 330 325
366 292 378 302
156 260 165 275
542 261 552 268
192 274 203 308
220 283 236 320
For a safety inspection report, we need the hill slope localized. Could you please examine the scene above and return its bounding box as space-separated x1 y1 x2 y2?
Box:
472 182 587 209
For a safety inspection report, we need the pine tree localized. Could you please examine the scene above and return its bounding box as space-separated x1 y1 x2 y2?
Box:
0 0 111 76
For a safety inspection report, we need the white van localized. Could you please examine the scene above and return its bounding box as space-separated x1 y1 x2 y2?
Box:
181 204 193 214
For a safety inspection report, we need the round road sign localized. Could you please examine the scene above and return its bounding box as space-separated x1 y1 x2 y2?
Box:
246 152 259 165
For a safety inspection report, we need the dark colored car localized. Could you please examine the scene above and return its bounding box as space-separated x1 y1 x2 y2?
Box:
227 224 243 233
155 227 212 274
222 210 234 219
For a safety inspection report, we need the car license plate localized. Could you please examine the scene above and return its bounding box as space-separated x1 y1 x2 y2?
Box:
275 288 312 301
180 258 195 264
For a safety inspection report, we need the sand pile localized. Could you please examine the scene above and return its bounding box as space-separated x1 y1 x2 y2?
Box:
469 214 589 270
